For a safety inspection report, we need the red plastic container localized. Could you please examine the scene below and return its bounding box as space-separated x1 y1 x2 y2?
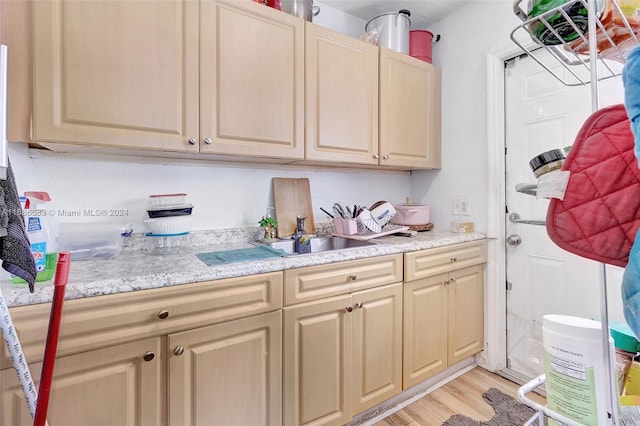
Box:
409 30 433 63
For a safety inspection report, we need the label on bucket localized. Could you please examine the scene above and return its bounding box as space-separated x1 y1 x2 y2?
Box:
545 346 598 425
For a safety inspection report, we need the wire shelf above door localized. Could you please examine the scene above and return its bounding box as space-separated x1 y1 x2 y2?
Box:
510 0 639 86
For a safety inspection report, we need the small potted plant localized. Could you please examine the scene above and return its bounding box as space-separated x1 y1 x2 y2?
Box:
258 216 278 242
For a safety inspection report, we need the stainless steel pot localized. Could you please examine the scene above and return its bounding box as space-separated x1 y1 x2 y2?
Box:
365 9 411 54
280 0 320 22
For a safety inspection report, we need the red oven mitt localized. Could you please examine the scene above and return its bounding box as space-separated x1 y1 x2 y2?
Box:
546 104 640 268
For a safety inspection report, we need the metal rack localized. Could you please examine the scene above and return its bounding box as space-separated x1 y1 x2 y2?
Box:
510 0 640 424
511 0 637 86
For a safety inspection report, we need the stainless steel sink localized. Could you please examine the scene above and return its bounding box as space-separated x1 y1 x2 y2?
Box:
255 236 377 255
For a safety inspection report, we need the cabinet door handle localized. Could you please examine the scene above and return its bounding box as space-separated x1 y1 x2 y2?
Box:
204 137 212 145
450 257 458 262
349 274 357 281
346 306 353 313
174 346 185 356
356 302 363 309
444 279 450 286
450 277 457 283
383 154 389 160
188 138 197 145
143 352 155 362
157 310 169 320
373 154 380 160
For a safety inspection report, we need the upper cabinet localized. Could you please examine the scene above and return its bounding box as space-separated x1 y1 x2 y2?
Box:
304 23 441 170
32 0 304 159
0 0 32 143
33 0 200 152
304 23 379 166
23 0 440 169
200 0 304 159
380 48 442 169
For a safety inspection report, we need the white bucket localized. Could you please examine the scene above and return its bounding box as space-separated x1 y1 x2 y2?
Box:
543 314 618 425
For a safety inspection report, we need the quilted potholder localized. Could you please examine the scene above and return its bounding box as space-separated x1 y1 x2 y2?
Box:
546 104 640 268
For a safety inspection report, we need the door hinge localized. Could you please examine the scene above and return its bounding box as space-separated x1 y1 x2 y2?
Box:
506 281 513 290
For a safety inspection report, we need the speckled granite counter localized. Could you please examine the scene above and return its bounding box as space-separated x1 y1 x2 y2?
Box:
1 227 487 308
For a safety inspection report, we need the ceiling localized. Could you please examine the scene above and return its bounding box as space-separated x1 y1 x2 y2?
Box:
319 0 473 29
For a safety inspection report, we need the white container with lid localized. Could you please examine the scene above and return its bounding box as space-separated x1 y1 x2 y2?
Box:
543 314 618 425
365 10 411 54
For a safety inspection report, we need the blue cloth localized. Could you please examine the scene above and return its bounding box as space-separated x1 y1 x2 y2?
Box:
196 245 285 266
623 229 640 339
623 45 640 167
621 47 640 338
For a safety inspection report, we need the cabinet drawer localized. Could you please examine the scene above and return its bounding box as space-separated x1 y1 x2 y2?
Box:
404 241 487 282
284 254 402 306
1 271 283 369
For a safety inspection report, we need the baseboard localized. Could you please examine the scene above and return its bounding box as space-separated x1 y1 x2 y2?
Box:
350 357 477 425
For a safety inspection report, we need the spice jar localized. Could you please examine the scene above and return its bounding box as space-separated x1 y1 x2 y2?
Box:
529 149 566 178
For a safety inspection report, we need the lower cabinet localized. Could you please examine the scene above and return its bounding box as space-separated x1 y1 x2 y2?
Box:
283 283 403 426
1 337 165 425
403 264 485 389
168 310 282 426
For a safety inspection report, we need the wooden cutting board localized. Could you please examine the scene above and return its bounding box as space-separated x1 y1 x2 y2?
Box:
273 178 315 238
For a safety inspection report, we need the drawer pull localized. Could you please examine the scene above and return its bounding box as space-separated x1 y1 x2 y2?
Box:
143 352 155 362
346 306 353 313
356 302 363 309
349 274 358 281
174 346 185 356
157 310 170 320
450 257 458 262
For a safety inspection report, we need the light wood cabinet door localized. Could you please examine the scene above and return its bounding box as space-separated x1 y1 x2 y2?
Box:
403 273 448 389
0 0 32 142
304 23 378 165
284 294 353 426
200 0 304 159
379 48 441 169
352 283 402 414
167 310 282 426
0 337 164 426
447 265 484 365
33 0 199 152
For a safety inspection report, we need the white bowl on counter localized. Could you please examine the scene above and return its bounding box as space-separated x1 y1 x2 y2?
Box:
144 215 192 235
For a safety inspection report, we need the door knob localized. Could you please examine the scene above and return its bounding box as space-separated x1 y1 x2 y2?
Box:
143 352 155 362
507 234 522 246
174 346 185 356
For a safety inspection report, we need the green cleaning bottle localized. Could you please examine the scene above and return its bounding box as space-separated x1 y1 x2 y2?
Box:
11 191 59 284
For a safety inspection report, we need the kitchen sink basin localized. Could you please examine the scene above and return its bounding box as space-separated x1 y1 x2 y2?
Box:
255 236 378 255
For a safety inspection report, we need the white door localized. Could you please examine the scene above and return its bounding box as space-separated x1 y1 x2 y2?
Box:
504 53 626 380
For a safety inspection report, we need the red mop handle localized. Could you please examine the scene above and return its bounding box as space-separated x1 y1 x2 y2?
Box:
34 252 71 426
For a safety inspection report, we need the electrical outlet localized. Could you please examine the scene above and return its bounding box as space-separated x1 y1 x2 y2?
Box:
453 198 470 216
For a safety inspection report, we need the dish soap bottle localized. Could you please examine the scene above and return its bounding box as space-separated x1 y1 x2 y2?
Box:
11 191 59 283
294 216 311 254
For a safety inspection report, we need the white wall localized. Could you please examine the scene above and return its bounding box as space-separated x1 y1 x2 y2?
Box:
409 1 520 233
9 146 411 233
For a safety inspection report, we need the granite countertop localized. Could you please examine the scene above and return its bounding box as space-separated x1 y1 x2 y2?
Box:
1 227 487 308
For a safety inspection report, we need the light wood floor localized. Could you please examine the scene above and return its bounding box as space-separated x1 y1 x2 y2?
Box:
373 367 546 425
